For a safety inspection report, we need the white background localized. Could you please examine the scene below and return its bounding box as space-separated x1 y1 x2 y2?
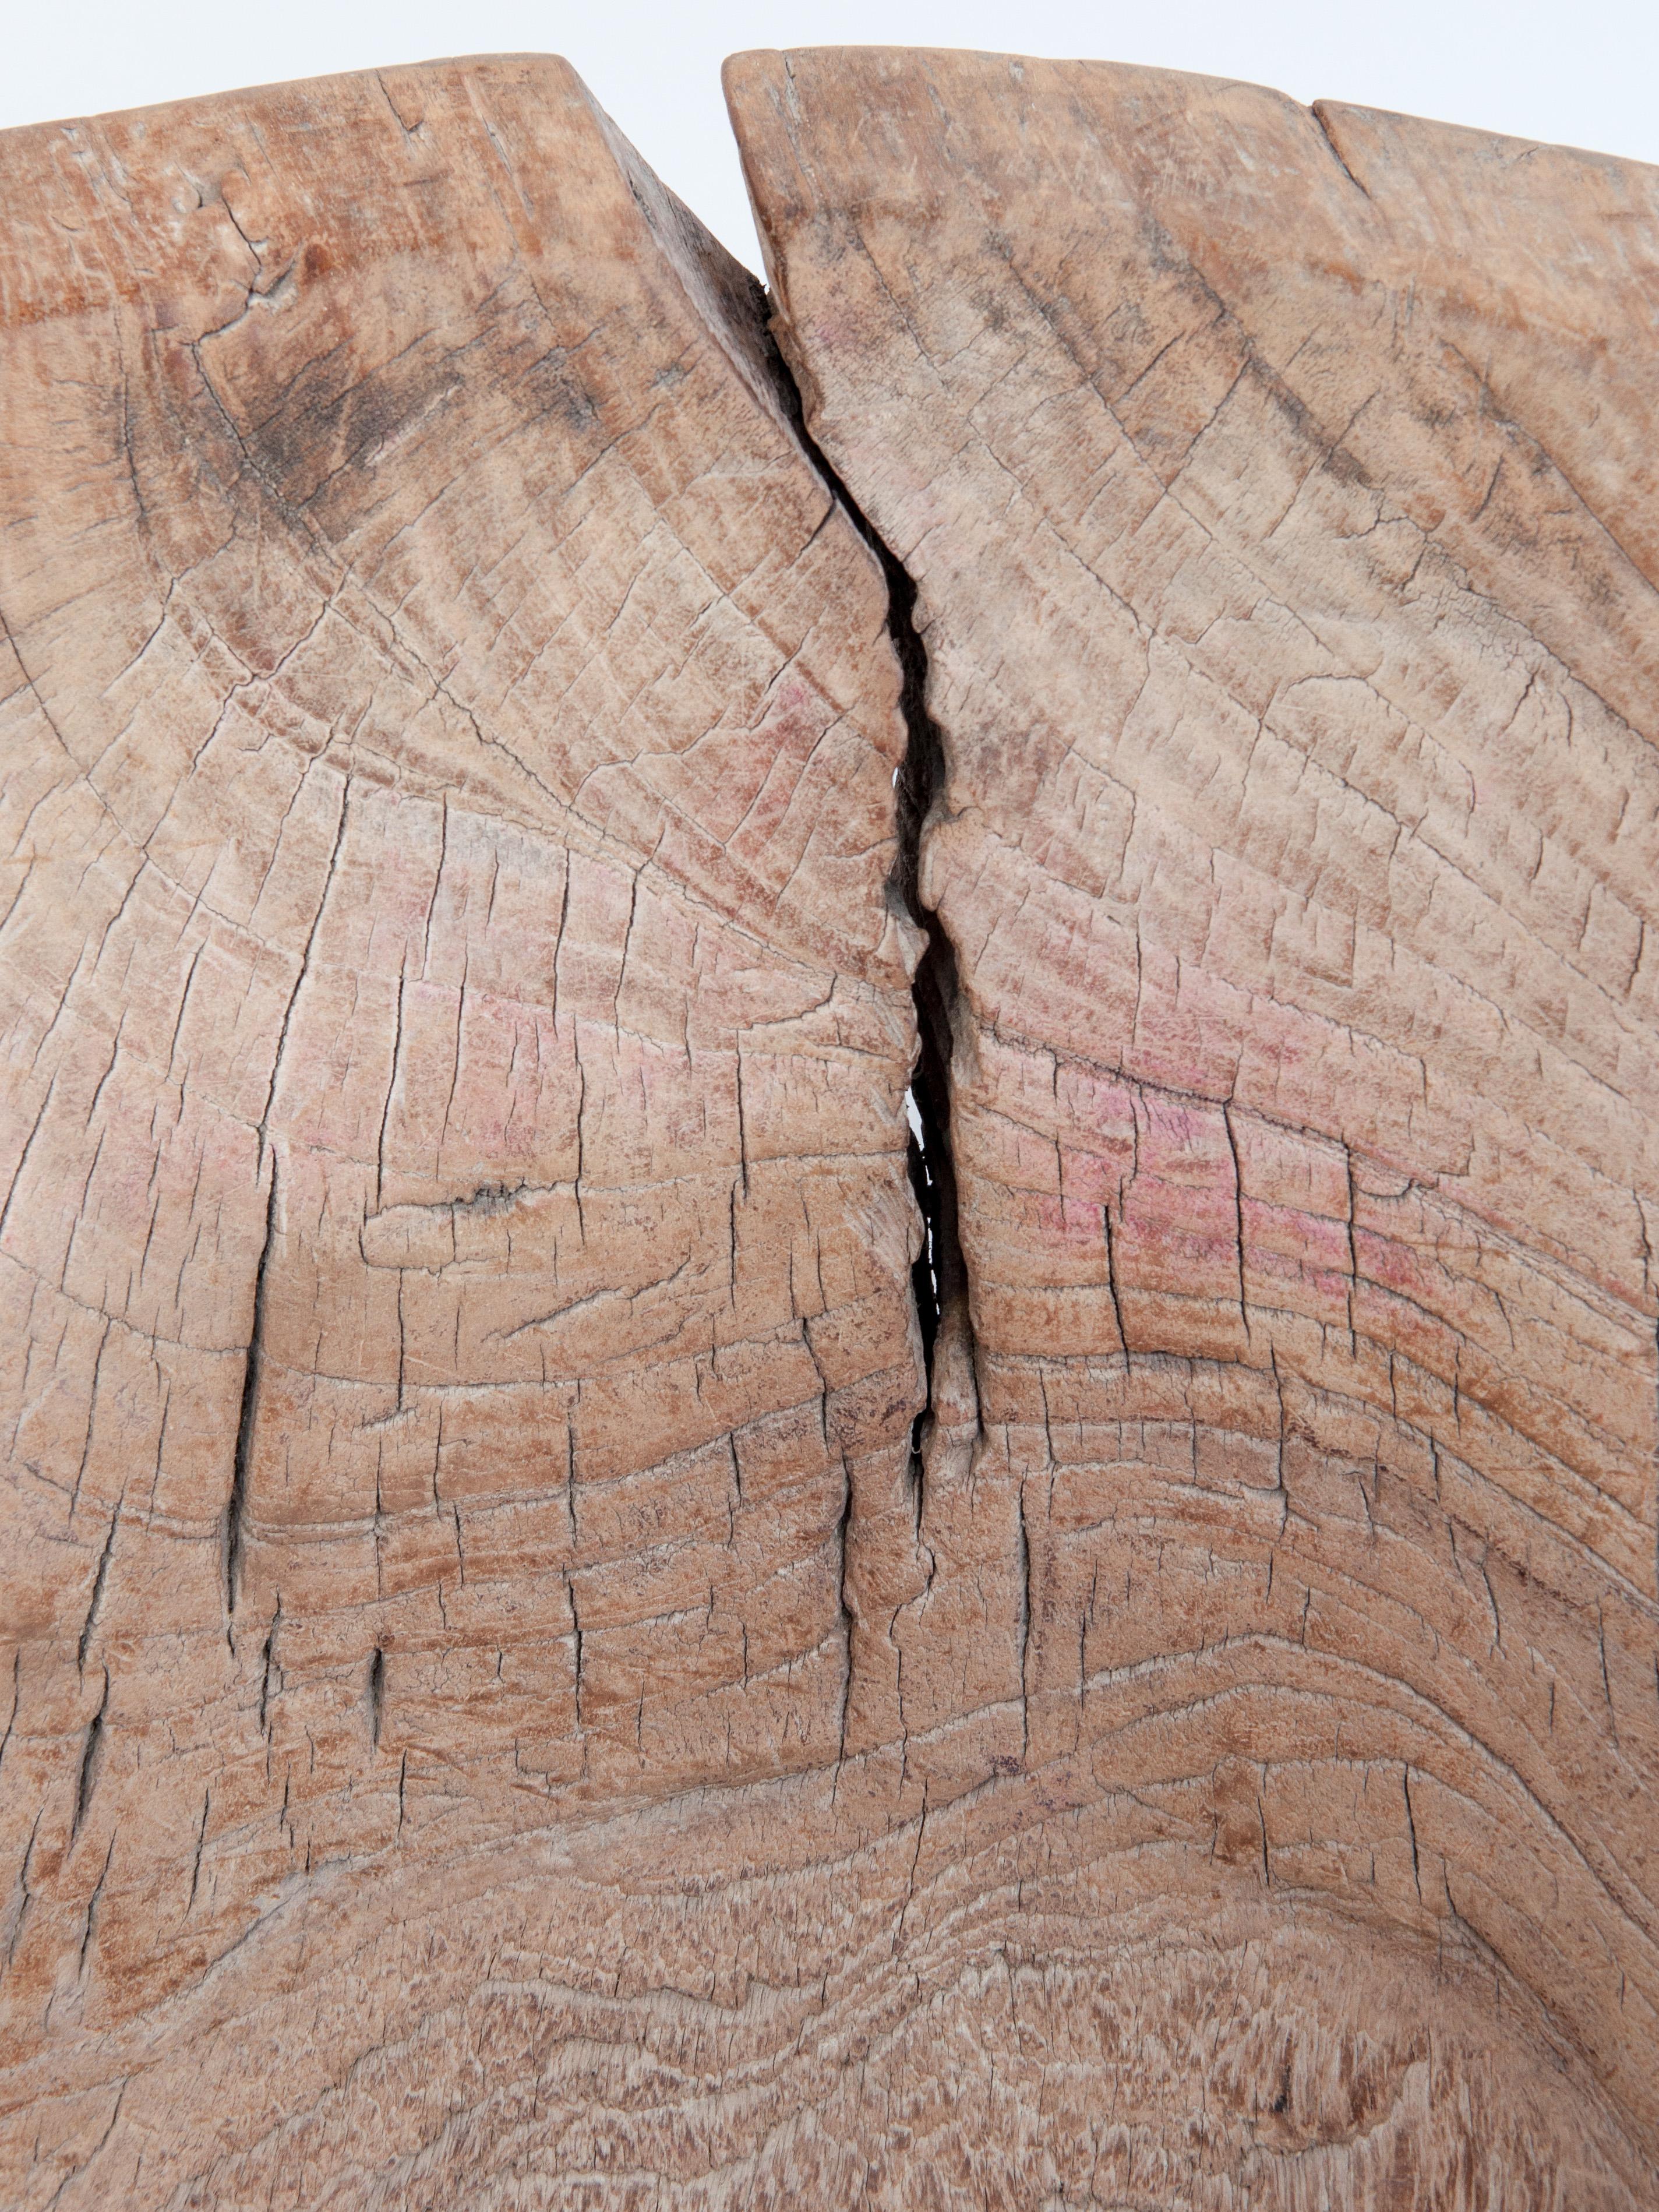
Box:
6 0 1654 271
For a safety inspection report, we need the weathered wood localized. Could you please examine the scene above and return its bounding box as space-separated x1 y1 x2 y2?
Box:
0 58 921 2207
726 44 1659 2204
0 41 1654 2207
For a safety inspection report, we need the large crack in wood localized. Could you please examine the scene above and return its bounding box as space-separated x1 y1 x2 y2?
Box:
758 324 979 1508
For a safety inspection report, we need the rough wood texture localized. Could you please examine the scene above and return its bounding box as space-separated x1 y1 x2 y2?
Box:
1 42 1656 2210
726 44 1659 2206
0 57 924 2207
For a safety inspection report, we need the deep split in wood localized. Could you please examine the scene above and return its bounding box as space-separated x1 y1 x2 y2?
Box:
1 47 1657 2207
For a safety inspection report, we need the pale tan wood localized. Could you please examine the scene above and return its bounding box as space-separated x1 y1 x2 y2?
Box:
0 57 922 2207
0 41 1654 2209
726 44 1659 2206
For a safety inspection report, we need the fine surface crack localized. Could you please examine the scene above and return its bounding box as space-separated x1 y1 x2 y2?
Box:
72 1669 109 1842
225 1163 278 1638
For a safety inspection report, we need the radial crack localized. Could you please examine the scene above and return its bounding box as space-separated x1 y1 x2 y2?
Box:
761 336 977 1497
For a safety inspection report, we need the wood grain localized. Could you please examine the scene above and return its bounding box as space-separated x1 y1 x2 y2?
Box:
0 42 1654 2207
0 57 922 2207
726 45 1659 2204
